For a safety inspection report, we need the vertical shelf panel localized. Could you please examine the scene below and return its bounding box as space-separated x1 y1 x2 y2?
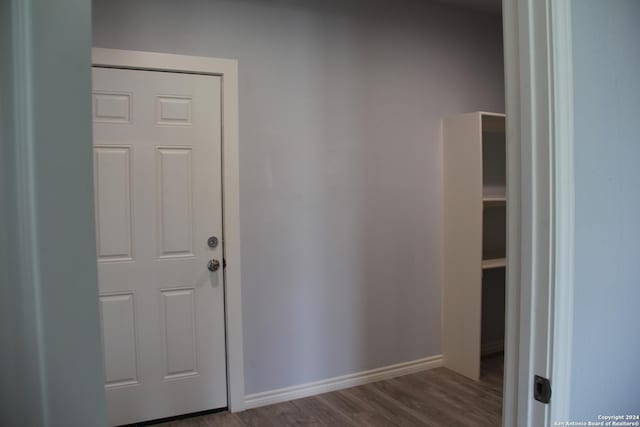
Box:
443 112 483 381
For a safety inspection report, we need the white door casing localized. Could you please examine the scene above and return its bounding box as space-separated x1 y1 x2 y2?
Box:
502 0 574 425
93 67 227 425
92 48 245 415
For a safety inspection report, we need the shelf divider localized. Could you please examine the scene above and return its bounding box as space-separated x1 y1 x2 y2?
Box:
482 257 507 269
483 196 506 207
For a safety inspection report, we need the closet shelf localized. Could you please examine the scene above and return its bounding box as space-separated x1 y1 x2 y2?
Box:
483 196 506 207
482 258 507 269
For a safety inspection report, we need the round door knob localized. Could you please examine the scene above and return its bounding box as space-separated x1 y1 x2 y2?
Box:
207 259 220 272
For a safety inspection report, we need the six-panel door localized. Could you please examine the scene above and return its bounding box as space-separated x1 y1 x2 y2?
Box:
92 67 227 426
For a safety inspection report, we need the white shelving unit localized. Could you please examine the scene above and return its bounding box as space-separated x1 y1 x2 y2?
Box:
442 111 506 380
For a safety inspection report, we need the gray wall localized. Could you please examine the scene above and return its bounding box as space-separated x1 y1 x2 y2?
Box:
0 0 106 425
93 0 505 394
571 0 640 417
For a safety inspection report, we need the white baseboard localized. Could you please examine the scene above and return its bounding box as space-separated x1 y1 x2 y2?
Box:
481 340 504 356
244 354 443 410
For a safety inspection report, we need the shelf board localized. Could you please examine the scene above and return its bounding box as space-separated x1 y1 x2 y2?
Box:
483 196 506 207
482 258 507 269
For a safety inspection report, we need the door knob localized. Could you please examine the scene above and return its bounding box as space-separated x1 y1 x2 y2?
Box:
207 259 220 272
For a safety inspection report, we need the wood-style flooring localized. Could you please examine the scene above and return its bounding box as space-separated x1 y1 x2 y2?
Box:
156 354 503 427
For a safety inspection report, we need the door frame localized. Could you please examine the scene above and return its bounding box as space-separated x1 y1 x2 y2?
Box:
502 0 574 425
92 48 246 412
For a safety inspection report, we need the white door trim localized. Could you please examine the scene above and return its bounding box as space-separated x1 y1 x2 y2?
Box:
92 48 245 412
502 1 574 425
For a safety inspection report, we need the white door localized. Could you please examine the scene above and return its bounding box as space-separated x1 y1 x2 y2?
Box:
92 67 227 426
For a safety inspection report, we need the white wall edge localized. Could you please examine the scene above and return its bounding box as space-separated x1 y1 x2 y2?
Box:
501 0 524 425
244 355 443 410
548 0 574 422
9 1 50 422
91 48 246 412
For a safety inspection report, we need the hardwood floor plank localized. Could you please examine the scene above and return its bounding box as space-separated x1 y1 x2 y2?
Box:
419 369 502 414
317 388 401 427
236 402 308 427
341 384 431 426
291 394 357 426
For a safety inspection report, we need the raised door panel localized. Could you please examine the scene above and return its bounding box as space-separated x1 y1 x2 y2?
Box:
157 96 192 125
100 293 138 388
93 92 131 123
94 146 134 262
161 288 198 379
156 148 194 258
